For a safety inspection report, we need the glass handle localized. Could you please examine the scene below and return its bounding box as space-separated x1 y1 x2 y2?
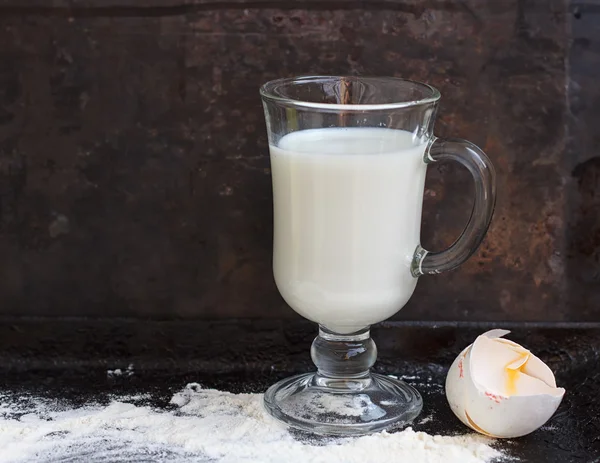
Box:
411 137 497 277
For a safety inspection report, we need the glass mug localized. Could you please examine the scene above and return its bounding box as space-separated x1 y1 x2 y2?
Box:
260 76 496 436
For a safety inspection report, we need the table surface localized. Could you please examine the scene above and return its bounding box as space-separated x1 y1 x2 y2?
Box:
0 319 598 462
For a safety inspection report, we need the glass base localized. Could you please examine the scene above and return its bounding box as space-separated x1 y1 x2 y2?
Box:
264 372 422 436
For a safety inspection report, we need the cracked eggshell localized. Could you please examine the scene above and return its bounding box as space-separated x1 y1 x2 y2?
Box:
445 329 565 438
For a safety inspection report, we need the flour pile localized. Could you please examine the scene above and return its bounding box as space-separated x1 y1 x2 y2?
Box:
0 383 506 463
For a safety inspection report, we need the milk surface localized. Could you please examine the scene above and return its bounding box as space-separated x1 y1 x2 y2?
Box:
270 128 428 334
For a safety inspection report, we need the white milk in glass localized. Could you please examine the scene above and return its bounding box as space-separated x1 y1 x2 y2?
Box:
270 128 428 334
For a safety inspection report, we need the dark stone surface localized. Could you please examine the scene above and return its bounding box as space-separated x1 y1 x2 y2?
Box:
1 317 599 373
0 320 598 462
0 0 596 322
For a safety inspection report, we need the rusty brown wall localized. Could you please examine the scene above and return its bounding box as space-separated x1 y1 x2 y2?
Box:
0 0 597 322
567 0 600 320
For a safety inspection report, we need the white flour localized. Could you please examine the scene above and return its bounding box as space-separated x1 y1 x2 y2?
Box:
107 363 135 378
0 383 507 463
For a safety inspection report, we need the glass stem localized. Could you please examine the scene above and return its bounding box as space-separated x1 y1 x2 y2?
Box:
310 326 377 390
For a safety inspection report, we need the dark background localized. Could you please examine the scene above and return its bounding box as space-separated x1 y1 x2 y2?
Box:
0 0 598 323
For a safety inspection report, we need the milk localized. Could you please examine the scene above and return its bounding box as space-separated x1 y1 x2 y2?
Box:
270 128 428 334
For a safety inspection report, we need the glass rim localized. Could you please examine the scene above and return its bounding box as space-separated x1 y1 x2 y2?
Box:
260 75 441 111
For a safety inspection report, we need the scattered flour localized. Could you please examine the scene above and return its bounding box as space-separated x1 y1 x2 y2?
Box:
418 414 434 425
0 384 507 463
107 363 135 378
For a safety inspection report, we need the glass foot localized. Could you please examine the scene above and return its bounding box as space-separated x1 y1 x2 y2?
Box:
264 372 422 436
264 325 422 436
